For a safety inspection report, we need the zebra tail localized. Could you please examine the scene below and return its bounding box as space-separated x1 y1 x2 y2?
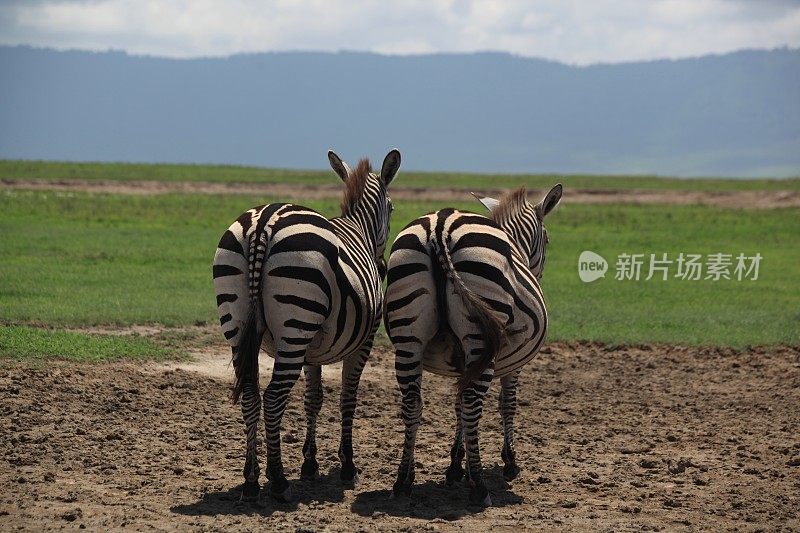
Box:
434 239 506 393
231 299 263 404
231 229 269 404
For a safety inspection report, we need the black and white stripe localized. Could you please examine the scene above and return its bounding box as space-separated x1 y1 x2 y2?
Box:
385 184 562 506
213 149 400 502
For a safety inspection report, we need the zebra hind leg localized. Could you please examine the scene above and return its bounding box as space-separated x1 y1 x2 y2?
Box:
444 393 465 485
460 364 494 507
499 370 522 482
301 364 323 479
392 348 424 498
262 350 305 502
239 374 262 502
339 343 371 484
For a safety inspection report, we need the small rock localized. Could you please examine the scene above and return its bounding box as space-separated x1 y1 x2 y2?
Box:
283 431 299 444
620 443 653 454
61 509 82 522
786 457 800 467
537 476 551 484
561 500 578 509
663 499 682 508
639 458 659 469
668 458 692 475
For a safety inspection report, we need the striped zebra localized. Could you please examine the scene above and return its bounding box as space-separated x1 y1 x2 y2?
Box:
385 184 562 506
212 149 401 502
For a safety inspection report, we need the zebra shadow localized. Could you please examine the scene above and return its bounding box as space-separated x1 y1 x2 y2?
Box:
170 469 348 518
350 465 523 521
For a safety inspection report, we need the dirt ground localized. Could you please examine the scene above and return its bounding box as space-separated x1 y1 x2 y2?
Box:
3 178 800 208
1 342 799 532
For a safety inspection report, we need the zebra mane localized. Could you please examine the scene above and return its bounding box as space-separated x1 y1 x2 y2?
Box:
490 186 529 222
340 158 373 215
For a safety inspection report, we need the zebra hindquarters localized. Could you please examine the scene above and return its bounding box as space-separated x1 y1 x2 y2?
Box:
385 240 440 497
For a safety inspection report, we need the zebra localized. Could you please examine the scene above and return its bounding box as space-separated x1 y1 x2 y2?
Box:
212 149 401 502
384 184 562 506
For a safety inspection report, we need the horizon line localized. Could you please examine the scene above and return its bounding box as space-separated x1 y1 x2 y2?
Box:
1 157 798 181
1 42 798 68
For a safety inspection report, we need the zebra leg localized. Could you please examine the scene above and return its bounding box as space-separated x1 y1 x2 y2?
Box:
385 244 439 498
262 352 304 502
301 364 323 479
338 343 371 484
499 370 522 481
240 371 262 501
460 364 494 506
392 349 423 497
444 393 465 485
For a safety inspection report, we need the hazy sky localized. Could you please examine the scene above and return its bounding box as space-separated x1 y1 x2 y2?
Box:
1 0 799 64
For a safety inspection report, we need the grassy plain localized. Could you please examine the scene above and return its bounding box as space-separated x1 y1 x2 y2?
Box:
2 159 799 192
0 325 172 362
1 188 797 353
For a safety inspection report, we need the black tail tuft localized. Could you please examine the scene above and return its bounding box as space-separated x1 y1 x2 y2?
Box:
231 299 263 404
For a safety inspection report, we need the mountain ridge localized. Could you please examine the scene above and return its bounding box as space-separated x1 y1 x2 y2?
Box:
1 45 798 177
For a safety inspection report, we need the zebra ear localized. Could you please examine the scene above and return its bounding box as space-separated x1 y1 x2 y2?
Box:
380 149 401 186
328 150 352 182
537 183 563 218
471 192 500 213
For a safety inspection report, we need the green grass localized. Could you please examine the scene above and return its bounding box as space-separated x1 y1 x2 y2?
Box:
1 189 798 348
2 159 799 192
0 325 173 362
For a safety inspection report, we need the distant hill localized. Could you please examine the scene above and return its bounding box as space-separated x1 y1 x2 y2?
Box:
0 46 798 177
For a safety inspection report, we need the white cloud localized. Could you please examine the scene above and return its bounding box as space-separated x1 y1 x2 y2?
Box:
0 0 798 64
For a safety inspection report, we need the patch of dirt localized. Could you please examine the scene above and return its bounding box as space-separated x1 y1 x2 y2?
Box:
3 178 800 208
64 324 173 337
1 343 799 531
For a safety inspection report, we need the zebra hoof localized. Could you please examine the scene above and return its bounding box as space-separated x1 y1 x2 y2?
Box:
391 480 413 498
300 459 319 480
503 463 521 482
340 462 359 485
269 480 293 503
468 484 492 507
445 464 465 486
240 481 260 502
345 471 360 487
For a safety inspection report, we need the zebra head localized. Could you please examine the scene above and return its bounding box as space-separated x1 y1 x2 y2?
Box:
472 184 562 279
328 149 401 279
